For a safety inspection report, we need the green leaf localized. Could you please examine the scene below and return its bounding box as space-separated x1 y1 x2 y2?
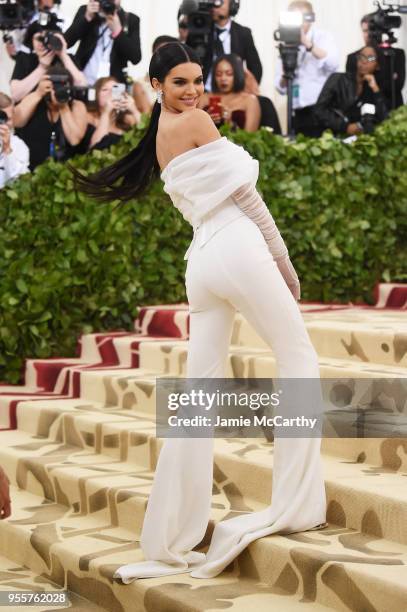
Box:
16 279 28 293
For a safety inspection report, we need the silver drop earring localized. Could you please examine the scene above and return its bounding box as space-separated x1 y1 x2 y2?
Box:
156 90 163 104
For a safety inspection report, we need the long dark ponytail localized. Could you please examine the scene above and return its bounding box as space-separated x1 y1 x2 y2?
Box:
71 42 202 204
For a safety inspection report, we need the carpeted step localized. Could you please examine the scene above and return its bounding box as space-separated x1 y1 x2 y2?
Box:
0 553 108 610
0 486 338 612
1 480 407 612
135 337 406 379
1 413 407 546
133 304 406 365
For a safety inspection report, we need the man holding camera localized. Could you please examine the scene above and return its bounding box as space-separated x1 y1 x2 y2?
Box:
0 93 29 188
64 0 141 85
197 0 262 91
275 0 339 137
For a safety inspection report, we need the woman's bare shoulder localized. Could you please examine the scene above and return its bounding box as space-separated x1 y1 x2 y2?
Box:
178 108 221 145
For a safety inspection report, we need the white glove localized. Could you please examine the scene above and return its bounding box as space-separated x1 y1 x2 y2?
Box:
231 183 301 301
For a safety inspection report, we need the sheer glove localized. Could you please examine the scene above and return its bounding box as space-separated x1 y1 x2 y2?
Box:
231 183 301 301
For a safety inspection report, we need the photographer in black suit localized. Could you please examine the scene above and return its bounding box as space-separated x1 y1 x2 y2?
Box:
346 15 405 110
64 0 141 84
198 0 262 91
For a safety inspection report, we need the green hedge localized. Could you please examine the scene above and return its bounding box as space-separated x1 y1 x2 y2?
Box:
0 107 406 383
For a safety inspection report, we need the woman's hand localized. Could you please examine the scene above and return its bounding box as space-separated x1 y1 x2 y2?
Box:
346 122 363 136
118 93 136 114
36 75 53 99
0 124 12 155
222 105 233 125
118 93 141 123
103 96 121 116
38 48 56 68
105 12 122 36
207 106 223 125
363 74 380 93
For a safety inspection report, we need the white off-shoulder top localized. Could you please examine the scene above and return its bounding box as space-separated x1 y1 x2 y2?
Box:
160 137 259 260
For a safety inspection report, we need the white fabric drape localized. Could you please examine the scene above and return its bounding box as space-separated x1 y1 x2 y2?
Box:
1 0 406 120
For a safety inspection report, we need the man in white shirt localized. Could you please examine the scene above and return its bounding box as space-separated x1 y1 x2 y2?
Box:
275 0 339 137
0 94 30 189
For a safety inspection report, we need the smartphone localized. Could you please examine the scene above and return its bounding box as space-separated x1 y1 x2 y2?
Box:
111 83 126 100
208 95 222 116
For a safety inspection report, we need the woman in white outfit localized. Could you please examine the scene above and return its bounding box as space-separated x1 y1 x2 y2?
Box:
74 42 327 583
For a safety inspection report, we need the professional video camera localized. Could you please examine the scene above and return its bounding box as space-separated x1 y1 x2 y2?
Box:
178 0 225 62
366 0 406 45
365 1 407 110
274 9 315 137
0 0 36 31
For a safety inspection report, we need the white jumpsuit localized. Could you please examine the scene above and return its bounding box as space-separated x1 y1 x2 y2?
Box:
113 137 327 583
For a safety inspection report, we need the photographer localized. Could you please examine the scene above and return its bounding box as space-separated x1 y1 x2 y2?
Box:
314 46 389 137
196 0 262 91
275 0 339 137
346 14 405 110
87 76 140 150
0 93 29 189
64 0 141 85
4 0 67 60
13 64 87 169
10 21 87 103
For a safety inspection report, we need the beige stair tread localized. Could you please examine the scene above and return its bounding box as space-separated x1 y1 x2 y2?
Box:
0 553 107 610
2 487 407 611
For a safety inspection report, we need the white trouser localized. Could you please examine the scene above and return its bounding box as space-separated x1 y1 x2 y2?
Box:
114 211 327 583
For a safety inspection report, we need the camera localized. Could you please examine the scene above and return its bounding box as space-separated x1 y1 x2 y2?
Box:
366 1 406 45
99 0 116 15
48 73 72 104
37 11 63 50
38 30 63 51
48 78 98 106
179 0 224 62
360 103 378 135
73 86 96 105
0 0 35 31
274 9 312 138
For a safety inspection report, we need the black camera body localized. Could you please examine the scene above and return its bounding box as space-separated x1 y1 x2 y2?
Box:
37 11 63 50
72 86 96 105
367 1 406 45
99 0 116 16
179 0 231 63
48 73 72 105
39 30 62 51
0 0 36 31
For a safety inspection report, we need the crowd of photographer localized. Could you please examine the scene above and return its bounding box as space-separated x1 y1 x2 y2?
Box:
0 0 405 189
